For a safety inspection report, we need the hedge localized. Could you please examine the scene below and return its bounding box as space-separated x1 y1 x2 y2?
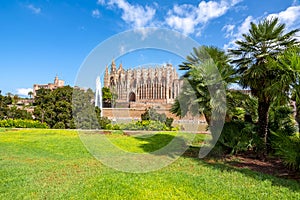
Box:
0 119 49 128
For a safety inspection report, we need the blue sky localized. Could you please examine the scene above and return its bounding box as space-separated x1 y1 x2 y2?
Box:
0 0 299 96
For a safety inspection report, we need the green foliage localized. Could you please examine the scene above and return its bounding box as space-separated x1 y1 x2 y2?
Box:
102 87 113 107
73 88 100 129
226 90 258 122
107 120 171 131
105 123 121 130
172 46 235 126
165 117 174 129
214 121 261 155
229 107 246 121
0 92 33 121
230 17 300 153
53 121 66 129
141 108 166 122
272 132 300 170
139 108 174 130
269 105 296 136
34 86 74 128
0 94 13 120
0 119 48 128
6 106 32 120
94 106 111 129
98 116 111 129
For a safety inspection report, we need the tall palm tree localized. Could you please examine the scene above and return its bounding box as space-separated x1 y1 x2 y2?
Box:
230 17 299 154
171 46 236 125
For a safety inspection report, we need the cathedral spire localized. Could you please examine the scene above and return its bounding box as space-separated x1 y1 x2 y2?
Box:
105 65 109 75
117 63 123 73
104 65 110 87
111 59 117 74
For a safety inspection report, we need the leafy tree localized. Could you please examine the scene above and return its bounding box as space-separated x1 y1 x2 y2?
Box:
274 46 300 127
6 106 32 120
230 17 299 154
102 87 112 107
34 86 74 128
72 87 100 129
33 88 53 124
0 93 13 120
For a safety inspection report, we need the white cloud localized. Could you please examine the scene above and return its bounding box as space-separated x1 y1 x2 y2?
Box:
16 88 33 96
97 0 105 5
267 6 300 28
107 0 156 28
237 15 254 34
165 0 242 35
27 4 41 14
230 0 243 6
223 5 300 50
166 15 197 35
223 15 254 49
92 9 101 18
222 24 235 38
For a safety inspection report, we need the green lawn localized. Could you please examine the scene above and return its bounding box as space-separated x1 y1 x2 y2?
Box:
0 129 299 199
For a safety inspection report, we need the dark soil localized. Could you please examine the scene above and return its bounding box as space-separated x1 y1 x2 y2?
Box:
224 154 300 182
183 147 300 181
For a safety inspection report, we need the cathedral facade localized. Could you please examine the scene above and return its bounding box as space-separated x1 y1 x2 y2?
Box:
103 60 181 108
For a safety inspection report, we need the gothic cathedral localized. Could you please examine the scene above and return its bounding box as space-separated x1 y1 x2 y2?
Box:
104 60 181 108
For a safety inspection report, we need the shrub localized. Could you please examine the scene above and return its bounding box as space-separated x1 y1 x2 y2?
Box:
272 132 300 171
214 121 260 155
0 119 48 128
165 117 174 129
269 105 296 136
108 120 173 131
105 123 113 130
53 122 66 129
105 123 120 130
98 116 111 129
141 108 166 123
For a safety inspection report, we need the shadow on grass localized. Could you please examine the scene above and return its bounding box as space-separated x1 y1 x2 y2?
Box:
125 132 300 190
134 133 190 159
183 145 300 192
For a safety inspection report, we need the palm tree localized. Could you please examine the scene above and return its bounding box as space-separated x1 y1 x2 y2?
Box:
230 17 299 154
273 46 300 127
6 92 12 97
171 46 236 125
28 91 33 99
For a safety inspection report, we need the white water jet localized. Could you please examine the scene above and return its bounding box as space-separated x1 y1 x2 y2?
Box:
95 76 103 117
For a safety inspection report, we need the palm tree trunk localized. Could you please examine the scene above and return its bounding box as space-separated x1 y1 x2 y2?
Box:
295 103 300 130
257 99 270 156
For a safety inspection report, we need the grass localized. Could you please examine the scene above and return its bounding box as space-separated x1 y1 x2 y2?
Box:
0 129 299 199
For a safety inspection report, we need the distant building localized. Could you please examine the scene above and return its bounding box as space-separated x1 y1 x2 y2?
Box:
33 76 64 96
229 89 252 96
103 60 181 108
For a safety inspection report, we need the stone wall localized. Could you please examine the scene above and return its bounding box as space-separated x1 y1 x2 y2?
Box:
102 108 206 123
